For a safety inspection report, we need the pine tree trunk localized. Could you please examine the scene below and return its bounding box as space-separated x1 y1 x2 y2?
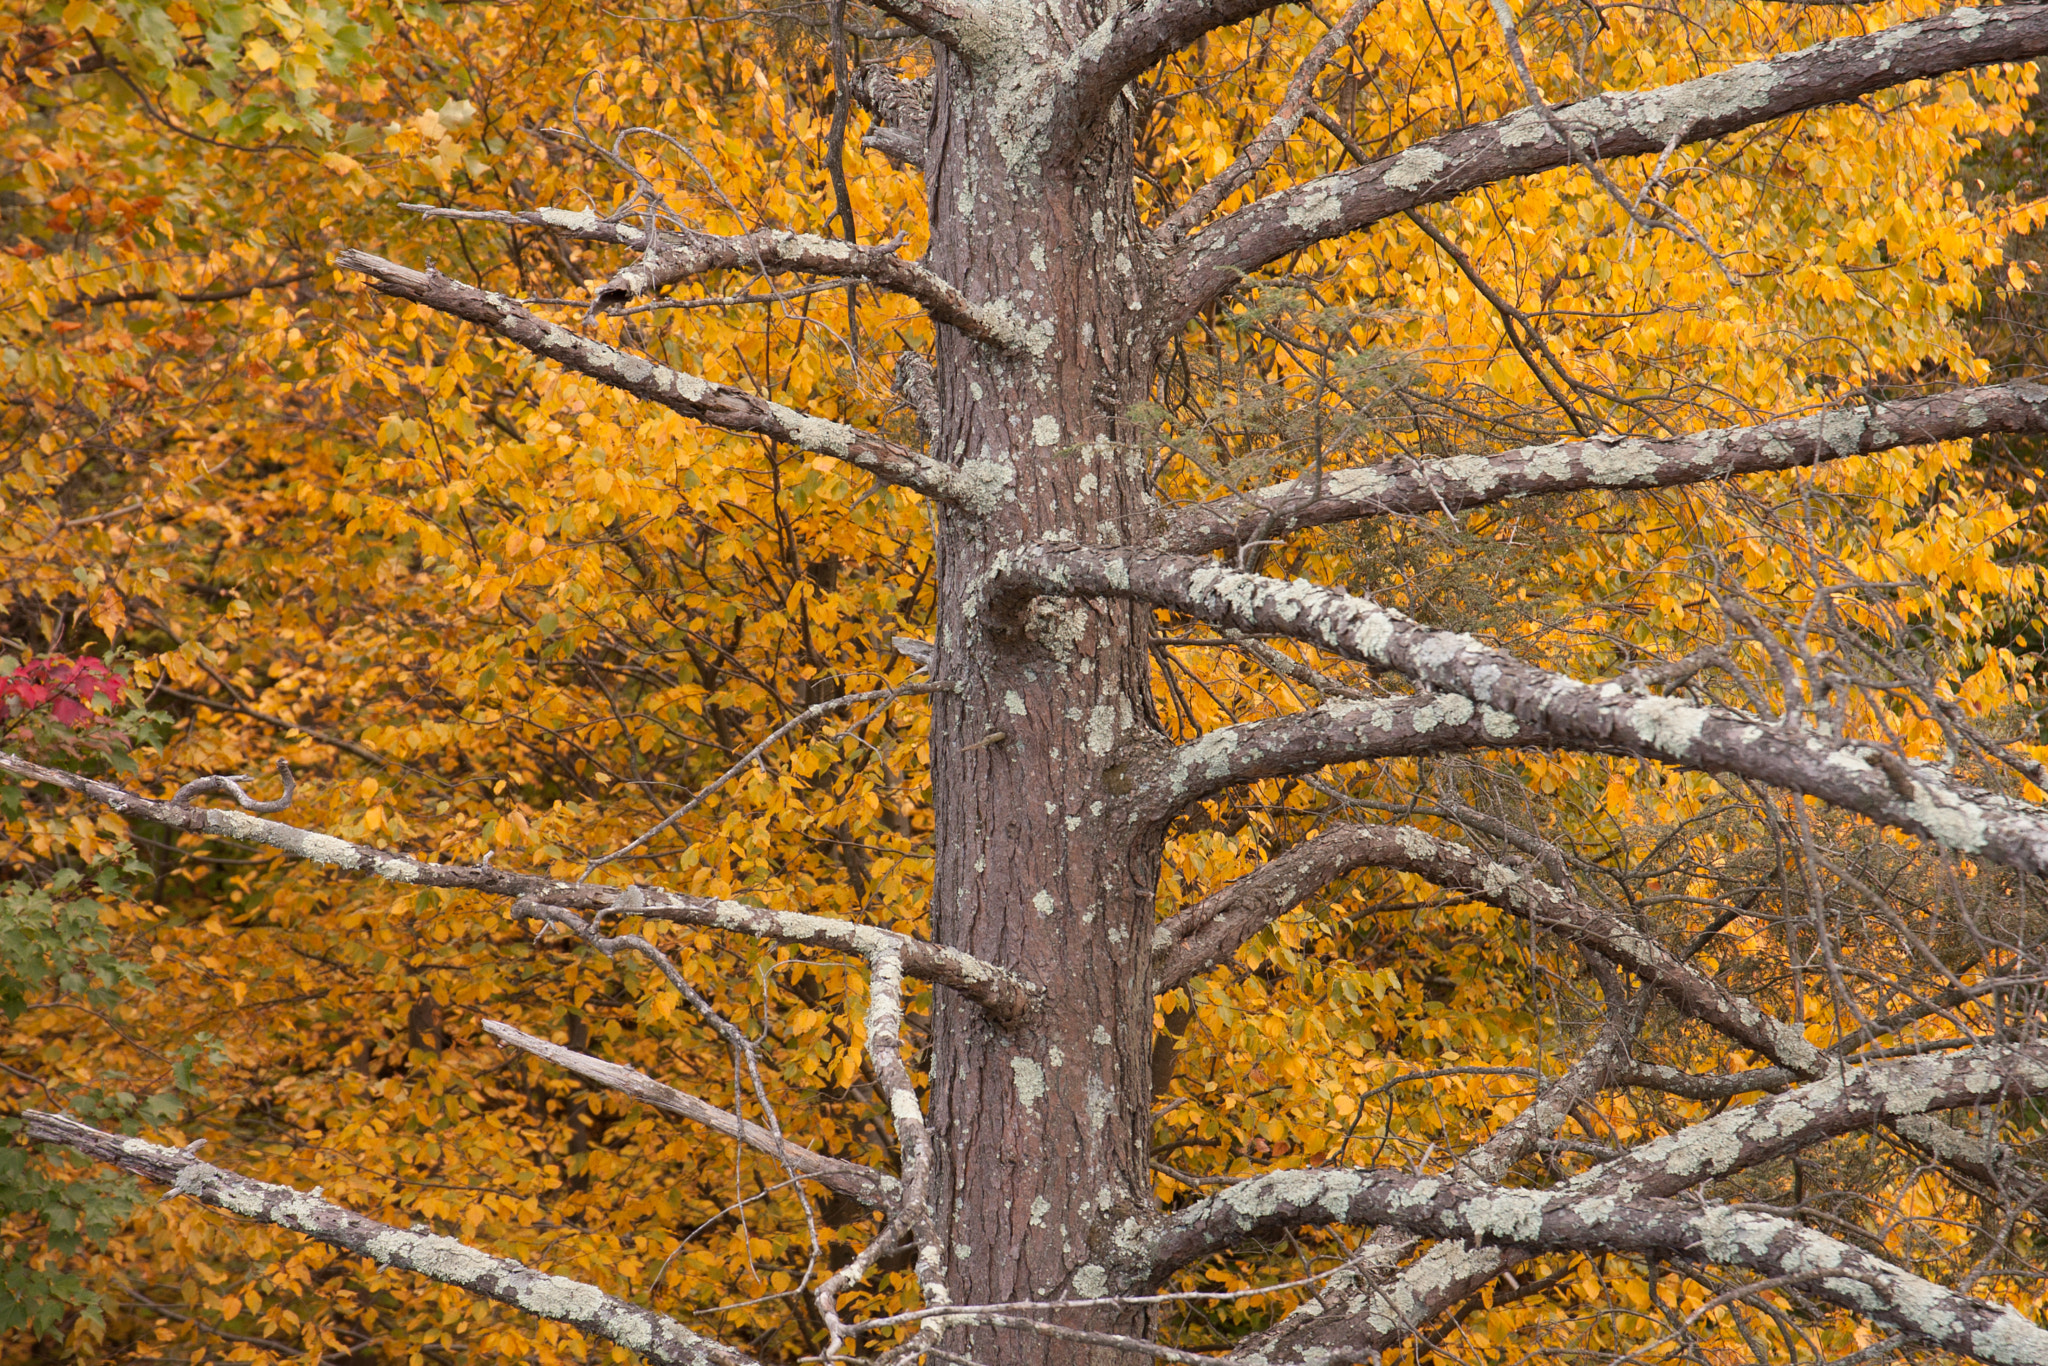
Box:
923 39 1165 1363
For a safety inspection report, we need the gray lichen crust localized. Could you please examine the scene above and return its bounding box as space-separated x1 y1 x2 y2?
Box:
22 1112 761 1366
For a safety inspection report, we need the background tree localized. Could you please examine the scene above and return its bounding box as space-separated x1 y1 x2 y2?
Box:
14 1 2048 1365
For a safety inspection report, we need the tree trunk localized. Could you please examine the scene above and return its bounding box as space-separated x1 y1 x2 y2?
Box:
923 39 1164 1362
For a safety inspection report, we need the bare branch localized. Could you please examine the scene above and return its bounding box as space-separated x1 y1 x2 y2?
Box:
1136 1142 2048 1366
23 1112 764 1366
1187 1046 2048 1364
860 950 951 1344
1002 545 2048 875
1153 0 1386 243
1162 6 2048 323
172 757 297 813
481 1020 892 1207
1152 822 1817 1073
1052 0 1293 135
402 204 1018 346
0 749 1041 1023
1128 690 1542 823
1156 380 2048 554
334 251 1010 511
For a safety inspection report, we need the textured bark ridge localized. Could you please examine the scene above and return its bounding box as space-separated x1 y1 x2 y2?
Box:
30 6 2048 1366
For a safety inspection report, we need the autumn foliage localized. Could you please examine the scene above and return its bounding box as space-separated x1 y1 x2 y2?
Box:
2 0 2047 1361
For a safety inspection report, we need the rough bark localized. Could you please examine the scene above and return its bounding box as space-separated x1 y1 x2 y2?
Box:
24 1113 760 1366
1156 379 2048 554
1006 545 2048 875
0 750 1037 1022
29 6 2048 1366
335 251 1002 509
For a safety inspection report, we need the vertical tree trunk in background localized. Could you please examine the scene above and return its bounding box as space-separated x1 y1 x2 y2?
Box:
923 34 1163 1357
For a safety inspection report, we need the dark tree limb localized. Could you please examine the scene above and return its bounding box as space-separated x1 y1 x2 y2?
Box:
1049 0 1297 138
864 0 988 55
1162 6 2048 324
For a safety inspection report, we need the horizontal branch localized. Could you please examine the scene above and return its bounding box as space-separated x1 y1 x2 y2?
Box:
1129 690 1542 824
1138 1146 2048 1366
1003 545 2048 875
1152 1046 2048 1271
1154 823 1821 1071
1156 380 2048 553
1163 5 2048 322
24 1111 762 1366
1193 1045 2045 1364
0 750 1041 1024
481 1021 892 1206
399 206 1019 348
334 251 1012 513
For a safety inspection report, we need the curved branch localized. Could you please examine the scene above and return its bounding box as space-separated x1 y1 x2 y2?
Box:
1053 0 1301 139
24 1112 763 1366
1148 1166 2048 1365
401 206 1018 346
1003 545 2048 875
0 750 1041 1024
1154 0 1386 243
1152 822 1820 1078
1149 1047 2048 1366
864 0 986 52
1162 5 2048 323
1128 689 1541 824
1156 380 2048 554
481 1021 892 1207
335 251 1012 513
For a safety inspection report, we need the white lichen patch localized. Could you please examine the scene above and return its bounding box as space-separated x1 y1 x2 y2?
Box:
1284 187 1345 230
949 459 1017 518
1086 1073 1112 1133
1465 1191 1545 1243
1480 706 1521 740
514 1271 609 1321
1033 890 1057 917
1383 147 1447 192
1012 1057 1046 1109
1627 694 1711 757
1906 781 1990 854
1071 1264 1110 1298
1087 705 1117 755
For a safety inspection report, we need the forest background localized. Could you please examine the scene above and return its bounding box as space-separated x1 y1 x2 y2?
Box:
4 0 2048 1362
